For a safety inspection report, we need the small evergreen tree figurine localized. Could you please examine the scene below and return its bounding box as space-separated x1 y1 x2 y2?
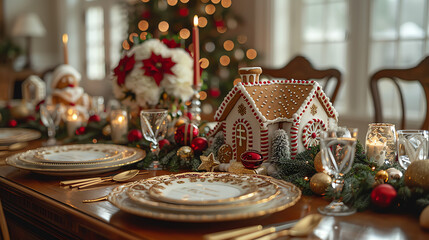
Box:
271 129 291 163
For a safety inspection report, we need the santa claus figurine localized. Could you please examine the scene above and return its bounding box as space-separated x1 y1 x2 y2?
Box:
48 64 91 119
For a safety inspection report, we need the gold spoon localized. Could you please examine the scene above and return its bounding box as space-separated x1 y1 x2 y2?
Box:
76 169 141 189
0 142 28 151
233 214 323 240
253 214 323 240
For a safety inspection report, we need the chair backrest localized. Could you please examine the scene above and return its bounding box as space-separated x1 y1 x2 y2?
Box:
370 56 429 130
261 55 342 104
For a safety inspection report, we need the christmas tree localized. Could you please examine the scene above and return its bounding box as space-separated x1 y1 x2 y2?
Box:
124 0 256 119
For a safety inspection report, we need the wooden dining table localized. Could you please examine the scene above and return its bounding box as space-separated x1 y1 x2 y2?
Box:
0 140 429 240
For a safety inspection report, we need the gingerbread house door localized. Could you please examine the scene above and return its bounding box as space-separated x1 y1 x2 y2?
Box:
235 123 248 162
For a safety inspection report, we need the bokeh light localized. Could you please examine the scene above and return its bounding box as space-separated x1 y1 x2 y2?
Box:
246 49 257 59
138 20 149 31
223 40 234 51
234 49 244 60
122 40 130 50
237 35 247 44
200 58 209 69
141 0 150 2
198 17 208 28
129 33 138 43
180 0 189 3
211 0 220 4
233 78 241 85
158 21 169 32
217 26 227 33
205 4 216 15
140 32 148 40
219 55 230 66
221 0 232 8
199 91 207 100
179 28 190 39
205 42 215 52
167 0 178 6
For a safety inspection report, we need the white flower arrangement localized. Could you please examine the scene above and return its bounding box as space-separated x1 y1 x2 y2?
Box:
112 38 194 109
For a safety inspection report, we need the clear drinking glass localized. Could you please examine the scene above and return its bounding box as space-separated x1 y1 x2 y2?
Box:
91 96 105 116
40 104 62 146
397 130 429 170
318 128 358 216
140 109 168 170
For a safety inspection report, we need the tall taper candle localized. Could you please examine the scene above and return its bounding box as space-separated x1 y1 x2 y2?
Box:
192 15 200 88
62 34 69 64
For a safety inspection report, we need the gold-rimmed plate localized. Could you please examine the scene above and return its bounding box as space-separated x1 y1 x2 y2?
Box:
0 128 41 144
108 173 301 222
127 172 280 213
5 144 145 176
147 172 258 205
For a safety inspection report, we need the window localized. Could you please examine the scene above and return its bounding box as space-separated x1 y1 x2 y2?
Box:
274 0 429 127
83 0 127 80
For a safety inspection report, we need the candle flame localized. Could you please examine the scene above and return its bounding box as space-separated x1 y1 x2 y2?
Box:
118 116 124 123
193 15 198 27
72 114 77 120
62 34 68 44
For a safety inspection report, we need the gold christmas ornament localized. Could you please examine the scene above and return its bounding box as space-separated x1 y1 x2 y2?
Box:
198 152 219 172
310 172 332 195
177 146 194 162
10 103 30 119
102 125 112 136
375 170 389 183
386 167 403 180
313 151 325 173
404 160 429 191
228 161 256 174
420 205 429 229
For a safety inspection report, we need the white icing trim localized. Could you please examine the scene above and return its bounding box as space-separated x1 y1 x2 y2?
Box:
52 87 84 103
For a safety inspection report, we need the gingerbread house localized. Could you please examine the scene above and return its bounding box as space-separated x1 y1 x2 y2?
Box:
209 67 338 161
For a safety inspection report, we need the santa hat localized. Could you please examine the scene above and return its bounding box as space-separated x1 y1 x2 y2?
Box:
51 64 81 89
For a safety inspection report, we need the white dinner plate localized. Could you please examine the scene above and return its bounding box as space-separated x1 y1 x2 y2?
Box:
0 128 41 144
6 144 146 176
108 173 301 222
127 172 280 213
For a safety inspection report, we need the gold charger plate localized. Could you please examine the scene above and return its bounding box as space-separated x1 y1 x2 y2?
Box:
127 172 280 212
108 173 301 222
0 128 41 144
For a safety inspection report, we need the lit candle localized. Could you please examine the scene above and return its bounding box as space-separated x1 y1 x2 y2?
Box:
62 34 69 64
366 141 386 166
66 111 81 137
192 15 200 89
110 110 128 144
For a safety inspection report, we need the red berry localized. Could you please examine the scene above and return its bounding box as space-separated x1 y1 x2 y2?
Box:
75 126 86 135
7 119 17 128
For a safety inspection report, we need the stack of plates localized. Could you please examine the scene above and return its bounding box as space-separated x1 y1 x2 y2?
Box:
108 172 301 222
0 128 41 144
6 144 145 176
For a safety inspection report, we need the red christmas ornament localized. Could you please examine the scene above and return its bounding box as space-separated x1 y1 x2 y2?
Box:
114 54 136 86
7 119 17 128
141 52 176 86
158 139 170 149
371 184 397 208
88 114 101 122
186 112 193 121
215 20 225 28
127 129 143 142
241 150 264 169
75 126 86 135
141 10 151 19
191 137 208 153
174 124 199 146
208 88 221 98
178 8 189 17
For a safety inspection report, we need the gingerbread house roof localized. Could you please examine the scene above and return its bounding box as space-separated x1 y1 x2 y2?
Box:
214 79 338 127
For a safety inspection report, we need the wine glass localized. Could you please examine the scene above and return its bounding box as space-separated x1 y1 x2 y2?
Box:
397 130 429 170
140 109 168 170
40 103 62 146
318 128 358 216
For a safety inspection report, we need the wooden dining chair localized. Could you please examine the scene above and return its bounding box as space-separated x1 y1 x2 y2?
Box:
262 55 342 104
0 198 10 240
370 56 429 130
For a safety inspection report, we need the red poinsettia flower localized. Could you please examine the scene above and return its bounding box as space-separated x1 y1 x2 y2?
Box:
141 52 176 86
162 38 181 49
114 54 136 86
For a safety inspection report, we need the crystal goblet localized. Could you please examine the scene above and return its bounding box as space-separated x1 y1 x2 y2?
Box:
40 103 62 146
318 128 358 216
140 109 168 170
397 130 429 170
